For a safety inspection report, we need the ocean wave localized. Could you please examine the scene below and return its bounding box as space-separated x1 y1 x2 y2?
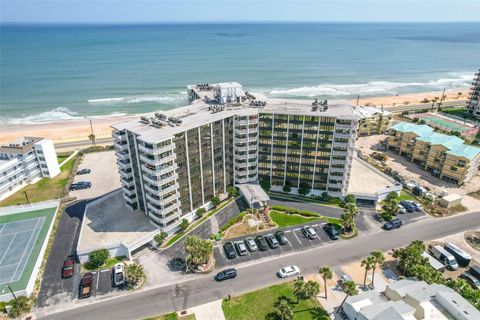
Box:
88 94 185 105
268 73 472 97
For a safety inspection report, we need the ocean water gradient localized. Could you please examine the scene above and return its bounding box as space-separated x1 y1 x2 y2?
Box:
1 23 479 124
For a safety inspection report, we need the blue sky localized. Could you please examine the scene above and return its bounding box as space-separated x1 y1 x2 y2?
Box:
1 1 479 23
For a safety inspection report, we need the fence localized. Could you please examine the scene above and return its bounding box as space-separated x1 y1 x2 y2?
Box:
0 199 60 216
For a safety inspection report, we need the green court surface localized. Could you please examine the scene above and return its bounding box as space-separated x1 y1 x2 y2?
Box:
0 207 57 293
420 116 469 132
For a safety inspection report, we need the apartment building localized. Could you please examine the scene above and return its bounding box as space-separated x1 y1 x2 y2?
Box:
112 83 359 232
466 69 479 117
354 106 393 136
387 122 480 185
0 137 60 200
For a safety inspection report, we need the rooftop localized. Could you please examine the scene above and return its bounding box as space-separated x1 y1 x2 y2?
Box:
0 136 43 154
354 105 392 118
347 156 400 196
392 122 480 160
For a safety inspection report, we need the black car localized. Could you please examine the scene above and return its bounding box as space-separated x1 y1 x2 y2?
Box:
76 168 91 175
323 223 340 240
399 200 414 213
215 268 237 281
70 181 92 190
275 230 288 245
265 233 279 249
383 219 403 230
223 242 237 259
255 235 269 251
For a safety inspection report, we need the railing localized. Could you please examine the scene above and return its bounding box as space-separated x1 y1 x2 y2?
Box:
138 144 174 156
141 164 176 177
0 199 59 216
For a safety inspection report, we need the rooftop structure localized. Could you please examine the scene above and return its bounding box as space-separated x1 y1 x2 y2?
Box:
354 105 393 136
466 69 479 117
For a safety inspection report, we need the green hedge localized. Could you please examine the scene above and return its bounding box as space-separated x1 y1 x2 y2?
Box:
270 205 320 217
219 212 246 233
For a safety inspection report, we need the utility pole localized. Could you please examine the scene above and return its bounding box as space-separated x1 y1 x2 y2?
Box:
23 191 30 204
3 284 18 304
356 95 360 106
89 119 96 146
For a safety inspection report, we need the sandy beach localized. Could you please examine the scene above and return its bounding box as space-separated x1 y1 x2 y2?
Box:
0 88 469 145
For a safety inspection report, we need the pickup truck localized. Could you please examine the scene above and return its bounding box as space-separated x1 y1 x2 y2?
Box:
62 255 75 278
80 272 94 298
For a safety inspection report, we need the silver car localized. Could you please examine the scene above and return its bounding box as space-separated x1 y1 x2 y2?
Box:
245 237 257 251
235 241 248 256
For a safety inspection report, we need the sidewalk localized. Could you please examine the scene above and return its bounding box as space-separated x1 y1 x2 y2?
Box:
185 299 225 320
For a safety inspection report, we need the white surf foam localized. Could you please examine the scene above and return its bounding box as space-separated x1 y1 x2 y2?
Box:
88 94 185 105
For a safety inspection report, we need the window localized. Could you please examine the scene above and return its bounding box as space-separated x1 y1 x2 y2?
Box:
450 166 457 172
458 160 466 167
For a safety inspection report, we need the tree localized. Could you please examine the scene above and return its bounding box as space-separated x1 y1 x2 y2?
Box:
386 192 399 201
392 240 426 276
341 212 356 234
88 249 109 268
304 280 320 304
227 186 239 198
337 281 358 313
344 194 356 204
370 251 385 287
184 235 213 267
298 182 311 196
283 180 292 193
196 207 206 218
211 196 220 207
154 231 168 246
382 193 399 216
361 256 375 288
126 263 145 287
179 218 189 231
274 297 293 320
293 278 306 303
260 179 271 191
319 266 333 299
344 202 359 217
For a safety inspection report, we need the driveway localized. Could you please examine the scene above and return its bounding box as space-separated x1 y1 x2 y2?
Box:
269 196 344 219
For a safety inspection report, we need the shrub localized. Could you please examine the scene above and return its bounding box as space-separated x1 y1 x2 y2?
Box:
196 207 207 218
219 212 246 233
8 296 31 318
260 179 271 191
126 263 145 287
298 182 311 196
283 184 291 192
184 236 213 267
211 196 221 207
154 232 168 246
227 186 239 198
344 194 356 204
179 218 189 231
88 249 109 268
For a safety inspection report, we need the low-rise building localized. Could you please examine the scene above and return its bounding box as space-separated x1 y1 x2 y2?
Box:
354 106 393 136
0 137 60 200
387 122 480 185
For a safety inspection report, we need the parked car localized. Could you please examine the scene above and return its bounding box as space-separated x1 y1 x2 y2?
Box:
423 192 435 201
275 230 288 245
444 243 471 267
429 245 458 271
405 182 416 191
301 226 317 239
413 186 426 196
235 241 248 256
265 233 279 248
397 205 407 214
113 263 125 287
245 237 258 251
337 274 353 288
383 219 403 230
323 223 340 240
399 200 415 212
223 241 237 259
408 201 422 212
460 272 480 289
278 265 300 278
76 168 91 175
255 235 269 251
62 255 75 278
80 272 94 298
215 268 237 281
468 265 480 279
70 181 92 190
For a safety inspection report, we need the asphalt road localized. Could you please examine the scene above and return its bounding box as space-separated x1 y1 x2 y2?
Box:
386 100 466 113
54 138 113 151
39 210 480 320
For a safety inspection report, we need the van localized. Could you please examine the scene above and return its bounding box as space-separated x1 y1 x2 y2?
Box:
430 245 458 270
444 243 471 267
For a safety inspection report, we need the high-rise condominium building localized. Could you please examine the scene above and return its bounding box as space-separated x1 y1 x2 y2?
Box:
0 137 60 200
466 69 480 117
112 83 359 232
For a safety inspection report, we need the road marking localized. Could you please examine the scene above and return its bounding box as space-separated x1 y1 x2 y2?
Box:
101 269 110 273
293 228 300 231
292 230 302 245
95 271 100 296
284 230 292 233
312 224 319 227
286 238 293 247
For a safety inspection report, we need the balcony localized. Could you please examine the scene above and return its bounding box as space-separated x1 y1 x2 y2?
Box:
335 124 353 130
140 154 176 166
112 131 127 140
330 167 345 173
158 183 179 196
331 159 346 165
235 137 248 143
334 133 351 140
149 210 181 226
122 186 136 196
119 169 133 179
117 160 132 170
333 142 351 149
121 178 134 187
138 143 174 156
123 194 137 204
146 192 179 207
141 163 177 177
116 150 130 161
143 173 178 186
332 150 347 157
115 141 128 151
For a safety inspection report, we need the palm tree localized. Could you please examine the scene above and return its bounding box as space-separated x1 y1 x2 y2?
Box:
361 256 375 288
370 251 385 287
125 263 145 287
344 202 359 217
304 280 320 305
275 297 293 320
293 278 305 304
319 266 333 299
337 280 358 313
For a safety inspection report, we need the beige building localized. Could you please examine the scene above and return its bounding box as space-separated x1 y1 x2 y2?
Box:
354 106 393 136
387 122 480 185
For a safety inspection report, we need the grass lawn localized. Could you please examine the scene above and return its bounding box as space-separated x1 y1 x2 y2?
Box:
0 155 77 207
268 191 341 208
144 313 196 320
270 210 321 227
57 151 73 164
83 256 125 272
441 107 478 121
222 282 328 320
398 189 417 202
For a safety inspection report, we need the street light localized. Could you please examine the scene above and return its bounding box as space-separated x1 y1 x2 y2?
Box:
1 284 18 304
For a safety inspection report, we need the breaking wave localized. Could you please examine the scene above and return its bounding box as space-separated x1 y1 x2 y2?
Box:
88 94 185 105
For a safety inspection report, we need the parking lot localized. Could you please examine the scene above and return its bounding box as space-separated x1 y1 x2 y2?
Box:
70 151 121 200
214 221 336 269
81 268 125 298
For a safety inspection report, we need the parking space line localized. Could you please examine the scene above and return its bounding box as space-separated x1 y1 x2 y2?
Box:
101 269 110 272
312 224 319 227
292 230 302 245
95 271 100 296
293 228 300 231
285 238 293 247
284 230 292 233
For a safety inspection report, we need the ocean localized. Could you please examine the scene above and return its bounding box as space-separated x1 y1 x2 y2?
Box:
1 23 479 124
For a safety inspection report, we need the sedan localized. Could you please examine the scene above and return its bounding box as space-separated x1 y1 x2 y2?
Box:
215 268 237 281
62 255 75 278
255 235 269 251
76 168 91 175
278 265 300 278
223 241 237 259
265 233 279 248
245 237 258 251
408 201 422 212
399 200 414 213
301 226 317 239
235 241 248 256
275 231 288 245
70 181 92 190
323 223 340 240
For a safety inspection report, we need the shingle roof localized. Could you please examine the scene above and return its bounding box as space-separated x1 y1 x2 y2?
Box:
392 122 480 160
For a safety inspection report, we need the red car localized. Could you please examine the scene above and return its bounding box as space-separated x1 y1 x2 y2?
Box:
62 255 75 278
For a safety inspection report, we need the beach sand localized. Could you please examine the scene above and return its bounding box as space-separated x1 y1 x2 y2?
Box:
0 89 469 145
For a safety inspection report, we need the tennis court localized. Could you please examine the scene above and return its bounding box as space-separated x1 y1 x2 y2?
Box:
410 112 477 136
0 206 57 295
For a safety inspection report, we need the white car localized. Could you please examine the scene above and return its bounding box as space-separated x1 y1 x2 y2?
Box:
397 204 407 214
113 263 125 287
278 265 300 278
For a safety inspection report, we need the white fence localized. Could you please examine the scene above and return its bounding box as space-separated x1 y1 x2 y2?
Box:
0 199 60 216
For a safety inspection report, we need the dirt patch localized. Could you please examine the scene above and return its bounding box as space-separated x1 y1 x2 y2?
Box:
224 214 261 239
465 231 480 251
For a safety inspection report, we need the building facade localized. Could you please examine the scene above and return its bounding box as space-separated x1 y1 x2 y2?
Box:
354 106 393 136
112 83 359 232
387 122 480 185
0 137 60 200
466 69 479 117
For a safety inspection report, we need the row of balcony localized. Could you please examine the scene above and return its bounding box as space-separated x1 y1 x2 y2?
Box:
141 163 177 177
139 153 176 167
138 143 174 156
143 172 178 186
